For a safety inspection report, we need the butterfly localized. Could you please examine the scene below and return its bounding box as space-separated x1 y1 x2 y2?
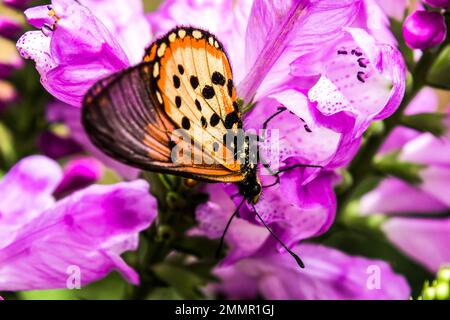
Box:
82 27 310 268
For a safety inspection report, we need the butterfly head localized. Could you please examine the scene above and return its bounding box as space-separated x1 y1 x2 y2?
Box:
238 165 261 204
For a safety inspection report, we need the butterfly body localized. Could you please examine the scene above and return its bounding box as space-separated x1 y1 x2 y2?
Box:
83 27 262 203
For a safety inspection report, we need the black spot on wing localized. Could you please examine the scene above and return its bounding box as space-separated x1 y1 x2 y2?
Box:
195 99 202 111
173 75 181 89
201 116 207 128
210 113 220 127
202 85 215 99
182 116 191 130
224 111 240 129
212 71 226 86
175 96 182 108
190 76 199 89
227 79 233 97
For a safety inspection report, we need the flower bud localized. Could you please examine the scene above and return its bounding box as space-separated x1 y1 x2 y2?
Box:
423 0 450 8
403 11 446 49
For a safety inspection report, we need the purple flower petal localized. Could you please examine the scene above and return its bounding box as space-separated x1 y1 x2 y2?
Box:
0 180 156 291
78 0 152 64
214 243 410 300
24 5 54 29
239 0 362 102
53 157 103 198
303 28 406 137
17 1 130 106
148 0 252 83
383 218 450 272
38 130 83 159
252 171 337 248
374 0 407 20
360 177 447 215
0 156 62 246
403 11 447 50
0 16 22 38
194 184 267 264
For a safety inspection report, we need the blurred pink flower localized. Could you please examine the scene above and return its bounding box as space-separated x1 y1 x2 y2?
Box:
0 16 22 38
214 244 410 300
3 0 35 10
383 218 450 273
361 88 450 272
0 80 17 111
46 100 139 179
0 156 157 291
53 156 103 198
403 10 446 50
423 0 450 8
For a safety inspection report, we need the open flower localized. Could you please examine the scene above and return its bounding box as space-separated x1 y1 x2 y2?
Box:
16 0 149 178
17 0 152 106
0 156 157 291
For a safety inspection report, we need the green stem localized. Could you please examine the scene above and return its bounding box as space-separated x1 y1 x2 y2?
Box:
126 173 206 299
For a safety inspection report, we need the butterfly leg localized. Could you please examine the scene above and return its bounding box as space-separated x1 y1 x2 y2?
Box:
216 197 247 259
258 106 288 143
251 203 305 268
262 106 288 131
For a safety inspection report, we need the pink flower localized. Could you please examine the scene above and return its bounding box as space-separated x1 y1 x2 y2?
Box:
53 156 103 198
214 244 410 300
383 218 450 273
0 156 157 291
360 88 450 273
17 0 152 106
403 10 447 50
196 199 410 299
423 0 450 8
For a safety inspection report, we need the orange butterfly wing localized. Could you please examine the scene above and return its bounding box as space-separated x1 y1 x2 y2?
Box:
82 27 245 183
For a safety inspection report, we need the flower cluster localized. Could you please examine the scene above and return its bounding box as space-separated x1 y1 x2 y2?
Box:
0 156 156 291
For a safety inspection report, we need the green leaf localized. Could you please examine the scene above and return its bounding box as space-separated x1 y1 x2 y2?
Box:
401 113 447 137
0 121 16 168
173 236 222 259
427 45 450 90
152 263 208 299
373 152 425 185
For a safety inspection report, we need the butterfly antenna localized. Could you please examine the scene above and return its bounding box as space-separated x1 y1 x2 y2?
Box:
251 204 305 269
216 197 247 259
